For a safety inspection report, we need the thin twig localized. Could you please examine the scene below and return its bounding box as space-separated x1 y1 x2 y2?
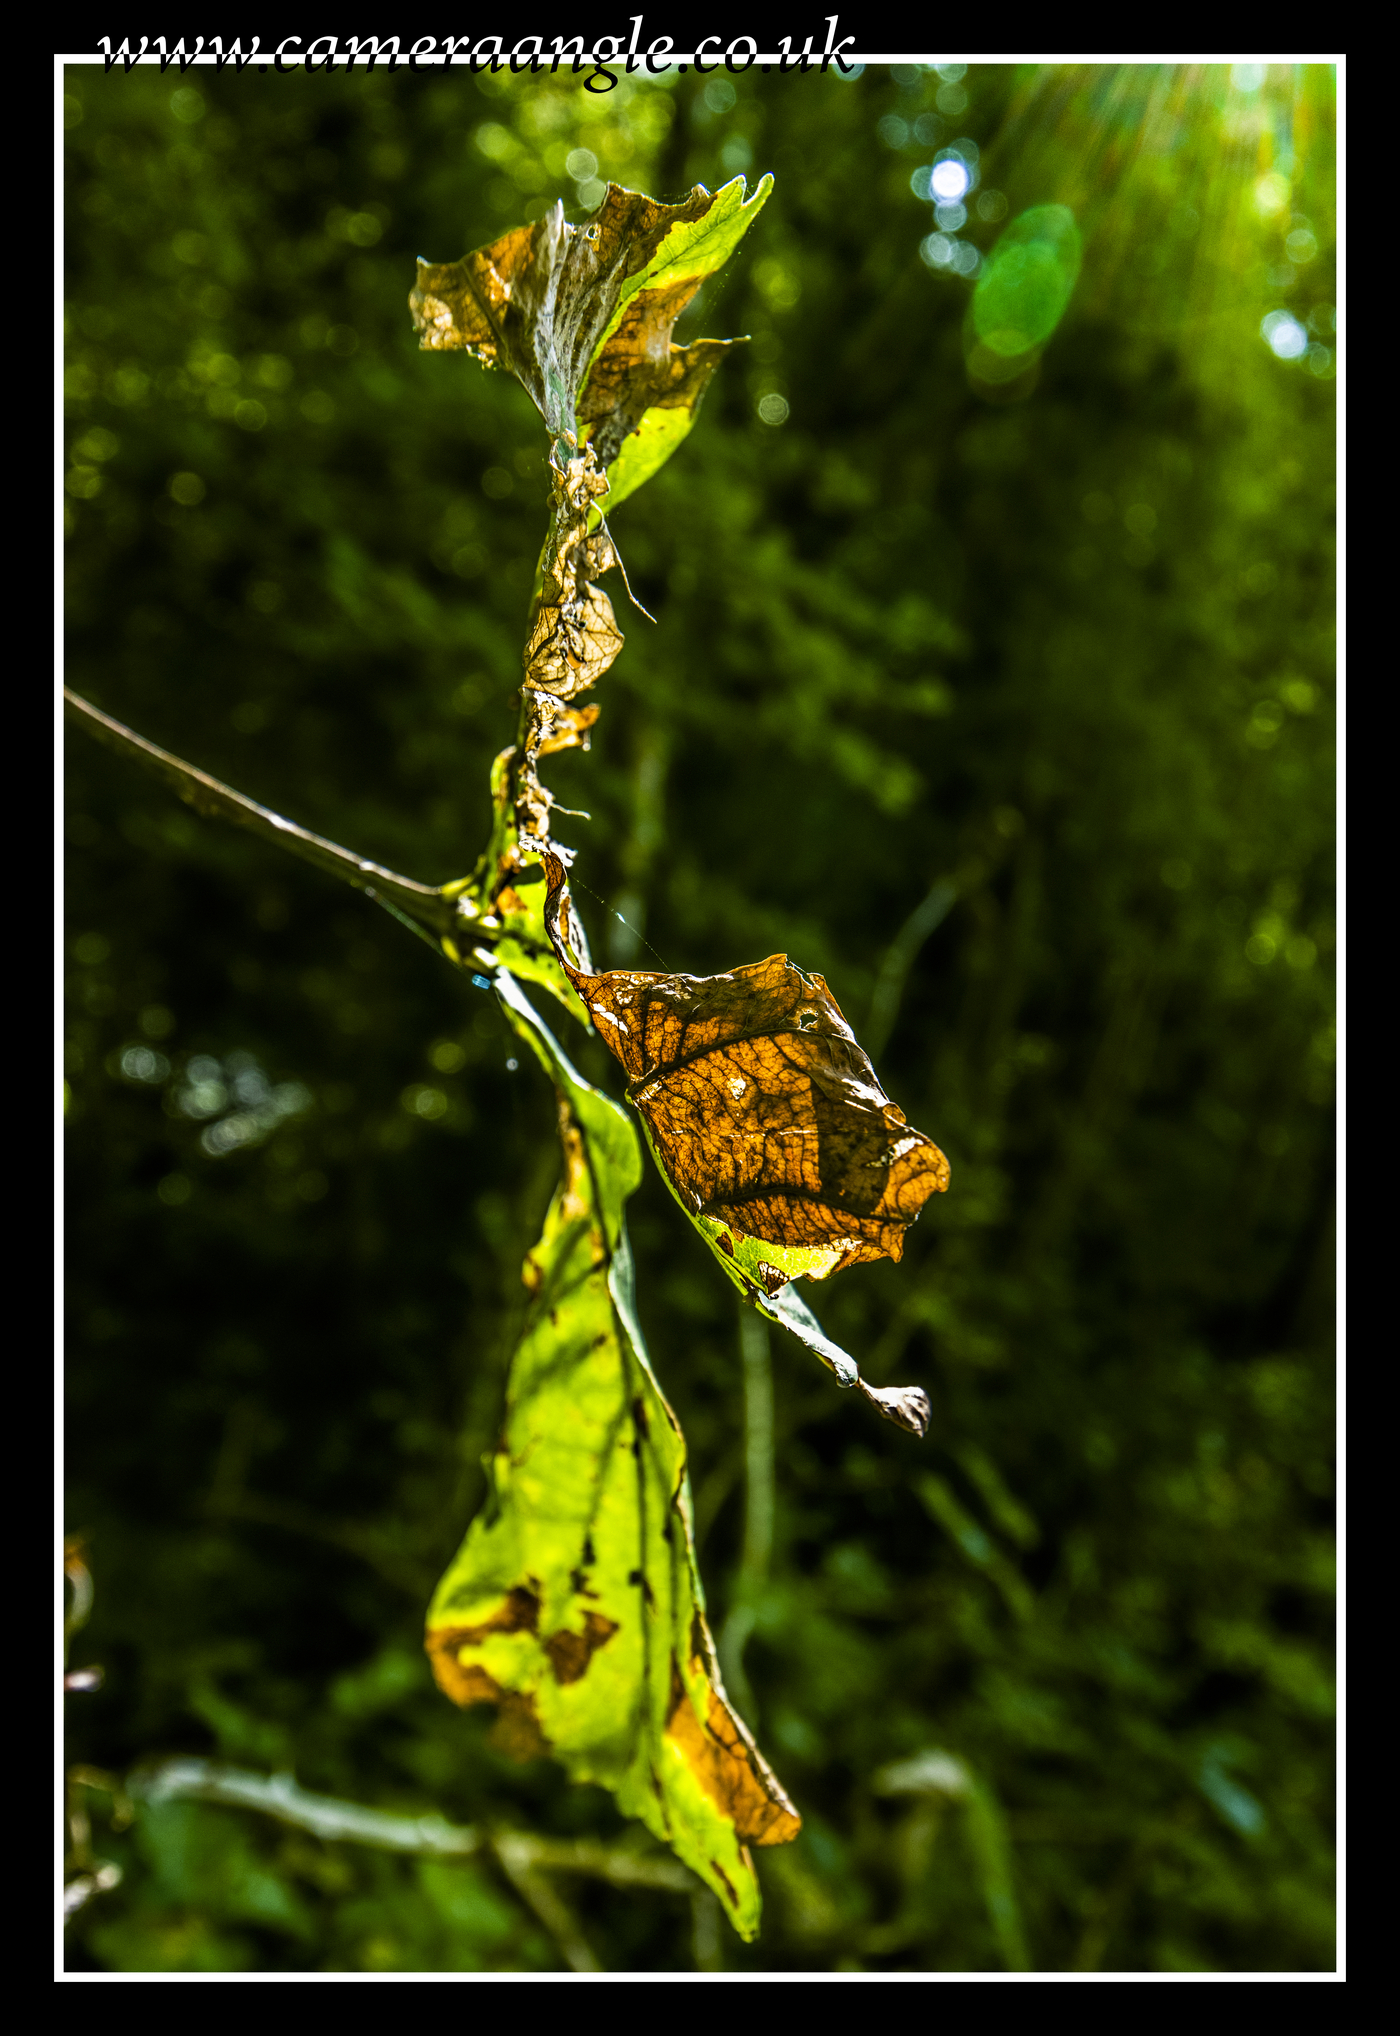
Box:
63 689 457 945
865 876 958 1064
597 508 657 623
492 1834 599 1973
205 1487 435 1599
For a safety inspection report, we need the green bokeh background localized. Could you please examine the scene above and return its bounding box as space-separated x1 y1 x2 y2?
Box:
63 58 1336 1973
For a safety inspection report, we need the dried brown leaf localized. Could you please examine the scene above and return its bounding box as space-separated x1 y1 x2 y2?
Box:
542 854 950 1281
411 184 720 445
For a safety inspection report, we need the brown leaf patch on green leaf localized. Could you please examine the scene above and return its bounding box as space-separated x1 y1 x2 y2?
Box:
665 1657 800 1848
545 1611 621 1687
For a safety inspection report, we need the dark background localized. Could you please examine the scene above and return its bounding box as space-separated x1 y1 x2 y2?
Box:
63 58 1336 1972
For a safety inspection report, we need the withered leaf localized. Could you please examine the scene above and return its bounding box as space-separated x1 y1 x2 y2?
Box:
541 854 950 1290
426 971 799 1938
412 178 772 861
410 176 770 490
438 749 592 1023
522 452 623 702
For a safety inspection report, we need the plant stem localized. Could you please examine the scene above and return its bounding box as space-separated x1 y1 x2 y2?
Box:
718 1305 775 1721
511 442 620 850
64 688 458 945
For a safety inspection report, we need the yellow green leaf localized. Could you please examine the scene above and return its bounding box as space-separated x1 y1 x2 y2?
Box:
425 971 800 1940
586 403 702 519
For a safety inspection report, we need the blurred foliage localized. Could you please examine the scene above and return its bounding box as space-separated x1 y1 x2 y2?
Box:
63 58 1335 1973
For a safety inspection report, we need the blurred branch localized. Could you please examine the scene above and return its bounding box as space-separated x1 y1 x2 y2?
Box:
63 1535 93 1658
493 1834 599 1973
691 1450 742 1555
865 877 958 1064
63 688 457 947
1020 952 1166 1263
63 1864 122 1923
129 1757 698 1876
488 1833 694 1894
1070 1807 1200 1971
718 1304 775 1721
874 1748 1031 1972
130 1759 484 1855
207 1485 434 1600
125 1757 696 1971
64 1767 132 1927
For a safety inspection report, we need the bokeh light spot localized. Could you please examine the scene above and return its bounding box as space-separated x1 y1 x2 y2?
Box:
753 258 801 310
1245 706 1282 750
403 1085 448 1120
1261 310 1308 360
931 159 970 203
1253 172 1291 218
972 205 1082 357
121 1046 170 1083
